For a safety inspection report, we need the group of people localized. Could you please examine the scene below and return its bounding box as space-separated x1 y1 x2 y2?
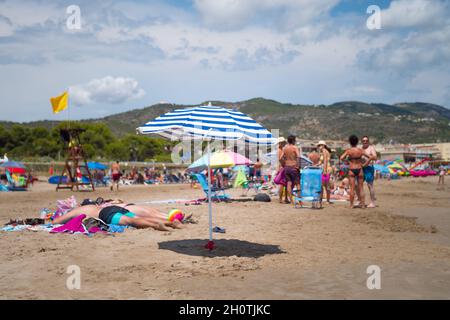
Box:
275 134 378 209
108 161 192 191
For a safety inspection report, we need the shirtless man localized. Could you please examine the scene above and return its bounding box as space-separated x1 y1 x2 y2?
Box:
340 135 373 209
280 135 300 205
361 136 378 208
254 158 263 182
110 161 121 191
52 204 183 231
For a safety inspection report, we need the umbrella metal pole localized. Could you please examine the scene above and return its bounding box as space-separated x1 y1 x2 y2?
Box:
207 141 213 243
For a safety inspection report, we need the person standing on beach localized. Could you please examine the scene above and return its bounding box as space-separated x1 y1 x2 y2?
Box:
280 135 300 205
254 158 263 182
340 135 371 209
318 140 332 205
110 161 121 191
361 136 378 208
438 165 446 185
276 137 288 203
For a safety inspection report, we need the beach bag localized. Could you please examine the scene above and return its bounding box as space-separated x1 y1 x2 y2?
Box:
274 168 286 186
254 193 271 202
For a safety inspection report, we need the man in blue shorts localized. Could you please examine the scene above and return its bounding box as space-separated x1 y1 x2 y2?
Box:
362 136 377 208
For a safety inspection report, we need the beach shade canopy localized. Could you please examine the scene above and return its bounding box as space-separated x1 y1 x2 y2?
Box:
87 162 107 170
374 164 390 174
387 162 405 172
187 150 252 173
0 161 26 174
137 103 276 250
137 103 275 145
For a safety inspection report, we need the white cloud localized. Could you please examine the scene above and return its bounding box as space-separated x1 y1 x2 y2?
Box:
69 76 146 106
0 0 61 36
1 0 450 122
193 0 339 30
359 25 450 72
381 0 449 28
93 22 303 70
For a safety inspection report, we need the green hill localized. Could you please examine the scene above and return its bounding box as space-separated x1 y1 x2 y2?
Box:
2 98 450 144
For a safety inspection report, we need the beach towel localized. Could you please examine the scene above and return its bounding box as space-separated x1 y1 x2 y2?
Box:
107 224 128 233
233 167 248 188
1 223 61 232
50 214 88 235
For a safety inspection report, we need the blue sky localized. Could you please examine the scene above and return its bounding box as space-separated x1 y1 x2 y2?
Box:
0 0 449 121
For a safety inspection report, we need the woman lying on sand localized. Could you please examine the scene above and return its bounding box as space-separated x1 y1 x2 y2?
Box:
52 204 186 231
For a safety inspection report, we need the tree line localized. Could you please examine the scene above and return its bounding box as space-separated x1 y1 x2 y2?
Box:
0 122 172 162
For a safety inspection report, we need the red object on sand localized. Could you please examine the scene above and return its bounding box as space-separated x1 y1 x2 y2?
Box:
205 241 215 250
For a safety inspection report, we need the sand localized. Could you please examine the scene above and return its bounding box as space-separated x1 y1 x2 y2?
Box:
1 177 450 299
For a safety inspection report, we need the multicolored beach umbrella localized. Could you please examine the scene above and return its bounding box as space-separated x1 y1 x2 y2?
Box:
0 161 26 174
187 150 252 172
137 103 276 250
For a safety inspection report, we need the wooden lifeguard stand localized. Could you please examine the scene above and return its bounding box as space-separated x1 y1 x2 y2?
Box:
56 128 95 192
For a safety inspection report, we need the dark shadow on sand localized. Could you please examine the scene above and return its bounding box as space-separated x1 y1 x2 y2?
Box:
158 239 285 258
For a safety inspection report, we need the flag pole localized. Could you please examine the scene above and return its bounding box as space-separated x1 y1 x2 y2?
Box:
67 88 70 129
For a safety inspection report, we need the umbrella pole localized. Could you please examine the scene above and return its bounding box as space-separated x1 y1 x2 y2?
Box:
206 141 215 250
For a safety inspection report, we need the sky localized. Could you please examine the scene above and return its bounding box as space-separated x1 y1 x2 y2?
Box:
0 0 449 122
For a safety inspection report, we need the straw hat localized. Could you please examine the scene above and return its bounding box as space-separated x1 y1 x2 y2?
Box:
277 137 286 143
317 140 332 153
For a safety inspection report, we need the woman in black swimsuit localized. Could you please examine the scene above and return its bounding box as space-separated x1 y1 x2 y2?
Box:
340 135 369 208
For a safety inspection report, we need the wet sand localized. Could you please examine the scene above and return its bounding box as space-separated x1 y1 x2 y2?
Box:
0 177 449 299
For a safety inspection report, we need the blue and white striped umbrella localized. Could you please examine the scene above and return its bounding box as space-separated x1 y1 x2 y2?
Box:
136 103 276 250
137 103 275 145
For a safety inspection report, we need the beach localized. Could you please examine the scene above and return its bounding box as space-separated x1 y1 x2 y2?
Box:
1 177 449 299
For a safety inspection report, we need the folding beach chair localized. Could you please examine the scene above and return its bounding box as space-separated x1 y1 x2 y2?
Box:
194 173 230 202
294 166 323 209
5 170 27 191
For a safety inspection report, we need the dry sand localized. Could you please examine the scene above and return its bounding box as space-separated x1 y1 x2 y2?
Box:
1 177 449 299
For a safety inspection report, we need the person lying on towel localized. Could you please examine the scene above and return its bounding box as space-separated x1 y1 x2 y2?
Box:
52 204 188 231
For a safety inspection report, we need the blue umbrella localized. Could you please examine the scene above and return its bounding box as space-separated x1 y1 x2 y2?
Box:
87 162 107 170
137 103 276 250
137 103 275 145
0 161 25 168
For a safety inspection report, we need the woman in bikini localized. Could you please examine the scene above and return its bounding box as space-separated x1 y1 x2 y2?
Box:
318 140 332 205
52 204 186 231
340 135 370 208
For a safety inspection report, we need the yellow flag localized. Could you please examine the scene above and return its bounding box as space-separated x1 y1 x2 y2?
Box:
50 91 68 114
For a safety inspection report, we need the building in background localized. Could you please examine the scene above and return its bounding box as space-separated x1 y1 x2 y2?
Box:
377 144 444 162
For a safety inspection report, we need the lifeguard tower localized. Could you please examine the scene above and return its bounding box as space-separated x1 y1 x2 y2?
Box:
56 128 95 192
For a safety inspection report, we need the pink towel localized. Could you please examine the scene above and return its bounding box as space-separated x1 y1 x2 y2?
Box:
274 168 286 186
50 214 87 234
